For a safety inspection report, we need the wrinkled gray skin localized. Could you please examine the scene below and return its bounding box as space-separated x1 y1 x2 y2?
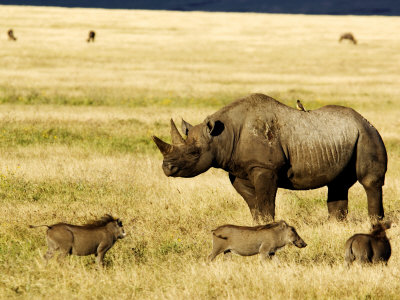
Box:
30 214 126 267
345 221 391 266
153 94 387 222
208 220 307 262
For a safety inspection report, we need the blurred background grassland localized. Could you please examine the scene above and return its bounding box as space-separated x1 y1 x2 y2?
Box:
1 5 400 299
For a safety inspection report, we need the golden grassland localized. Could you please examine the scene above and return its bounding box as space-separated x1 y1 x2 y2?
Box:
1 5 400 299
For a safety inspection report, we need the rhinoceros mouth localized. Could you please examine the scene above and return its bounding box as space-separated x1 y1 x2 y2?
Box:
162 164 179 176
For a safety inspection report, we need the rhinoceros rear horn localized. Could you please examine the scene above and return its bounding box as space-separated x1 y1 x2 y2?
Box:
152 136 173 156
170 119 185 145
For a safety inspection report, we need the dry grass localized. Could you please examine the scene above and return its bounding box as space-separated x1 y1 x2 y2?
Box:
1 5 400 299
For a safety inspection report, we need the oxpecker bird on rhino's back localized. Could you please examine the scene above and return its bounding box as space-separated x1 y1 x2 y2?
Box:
152 94 387 222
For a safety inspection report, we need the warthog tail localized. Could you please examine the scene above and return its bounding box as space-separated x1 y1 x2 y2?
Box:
212 232 228 240
29 224 51 229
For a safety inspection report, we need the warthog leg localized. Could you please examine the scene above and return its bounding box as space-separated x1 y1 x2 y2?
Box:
43 249 55 263
96 244 111 267
57 248 71 263
208 245 226 262
259 242 274 262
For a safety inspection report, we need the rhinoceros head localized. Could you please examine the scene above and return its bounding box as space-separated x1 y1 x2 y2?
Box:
152 118 224 178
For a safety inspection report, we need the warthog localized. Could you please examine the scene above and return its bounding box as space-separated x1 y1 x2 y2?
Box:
208 220 307 262
29 214 126 267
87 30 95 42
345 221 392 266
8 29 17 41
339 32 357 44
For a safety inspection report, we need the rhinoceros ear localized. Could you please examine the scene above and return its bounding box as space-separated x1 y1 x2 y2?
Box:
181 119 193 136
206 119 225 137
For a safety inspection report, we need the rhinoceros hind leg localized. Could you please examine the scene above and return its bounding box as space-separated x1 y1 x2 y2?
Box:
359 178 384 220
327 184 351 221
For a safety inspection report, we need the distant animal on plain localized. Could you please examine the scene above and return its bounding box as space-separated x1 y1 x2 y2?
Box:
29 214 126 267
345 221 392 266
87 30 96 42
208 220 307 262
339 32 357 45
7 29 17 41
296 100 307 112
153 93 387 223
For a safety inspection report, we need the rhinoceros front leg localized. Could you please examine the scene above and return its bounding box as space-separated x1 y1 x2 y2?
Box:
229 174 258 221
229 169 278 223
250 168 278 223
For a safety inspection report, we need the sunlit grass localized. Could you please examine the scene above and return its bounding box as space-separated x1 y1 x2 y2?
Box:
1 5 400 299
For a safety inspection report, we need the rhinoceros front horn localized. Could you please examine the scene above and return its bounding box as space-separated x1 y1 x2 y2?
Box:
152 136 173 156
170 119 185 145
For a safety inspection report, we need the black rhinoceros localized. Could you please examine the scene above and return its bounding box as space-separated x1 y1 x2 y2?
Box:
153 94 387 222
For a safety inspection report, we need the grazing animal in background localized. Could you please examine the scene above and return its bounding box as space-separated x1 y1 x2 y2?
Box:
339 32 357 45
87 30 96 42
153 93 387 222
7 29 17 41
208 220 307 262
29 214 126 267
345 221 392 266
296 99 307 112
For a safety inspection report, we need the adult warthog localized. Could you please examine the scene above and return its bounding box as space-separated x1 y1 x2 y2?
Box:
30 214 126 267
208 220 307 262
153 94 387 222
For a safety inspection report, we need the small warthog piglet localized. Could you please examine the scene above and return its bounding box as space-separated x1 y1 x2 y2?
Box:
345 221 392 266
30 214 126 267
208 220 307 262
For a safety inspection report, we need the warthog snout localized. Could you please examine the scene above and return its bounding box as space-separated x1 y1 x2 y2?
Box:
286 226 307 248
293 238 307 248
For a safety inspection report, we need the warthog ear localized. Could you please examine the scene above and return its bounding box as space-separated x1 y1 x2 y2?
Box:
206 119 225 137
181 119 193 136
278 220 287 228
170 119 185 145
152 136 173 156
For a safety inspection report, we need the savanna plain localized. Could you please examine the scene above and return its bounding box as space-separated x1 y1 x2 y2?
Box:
1 5 400 299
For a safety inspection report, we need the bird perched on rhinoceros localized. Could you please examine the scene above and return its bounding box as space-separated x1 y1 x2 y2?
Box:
152 93 387 222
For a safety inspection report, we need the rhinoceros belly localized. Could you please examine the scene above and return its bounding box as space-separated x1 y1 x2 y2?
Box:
282 110 359 189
